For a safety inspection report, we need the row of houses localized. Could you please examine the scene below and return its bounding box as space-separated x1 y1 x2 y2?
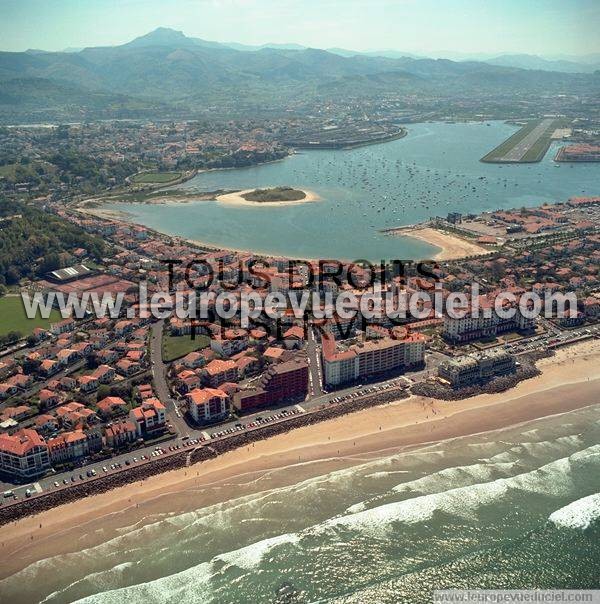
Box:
0 390 167 479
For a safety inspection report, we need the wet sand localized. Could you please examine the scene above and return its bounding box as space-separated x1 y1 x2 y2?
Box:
0 340 597 578
397 227 490 260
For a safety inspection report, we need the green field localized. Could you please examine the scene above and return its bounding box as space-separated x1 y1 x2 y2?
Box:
0 295 62 338
130 171 182 184
162 333 210 362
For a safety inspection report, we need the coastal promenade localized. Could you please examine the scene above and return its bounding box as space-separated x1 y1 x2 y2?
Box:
0 326 595 523
0 338 597 582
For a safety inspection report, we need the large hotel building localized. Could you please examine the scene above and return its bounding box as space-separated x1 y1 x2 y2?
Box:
233 357 309 411
438 349 516 389
322 330 426 388
443 294 535 343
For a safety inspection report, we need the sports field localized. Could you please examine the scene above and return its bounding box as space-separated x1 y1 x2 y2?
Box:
0 295 61 337
130 171 182 184
162 333 210 362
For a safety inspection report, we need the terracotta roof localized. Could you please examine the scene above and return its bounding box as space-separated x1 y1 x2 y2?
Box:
97 396 127 412
205 359 237 376
187 387 228 406
0 429 46 456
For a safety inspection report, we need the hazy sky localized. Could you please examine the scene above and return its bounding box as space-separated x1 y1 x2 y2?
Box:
1 0 599 56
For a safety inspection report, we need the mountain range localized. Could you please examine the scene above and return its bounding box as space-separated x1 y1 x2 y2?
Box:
1 27 598 122
105 28 600 72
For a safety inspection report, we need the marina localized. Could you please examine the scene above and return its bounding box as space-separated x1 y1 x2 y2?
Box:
105 121 599 260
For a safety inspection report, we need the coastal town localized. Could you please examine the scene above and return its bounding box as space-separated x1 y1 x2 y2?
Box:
1 7 600 599
0 169 598 516
2 113 600 204
0 93 599 522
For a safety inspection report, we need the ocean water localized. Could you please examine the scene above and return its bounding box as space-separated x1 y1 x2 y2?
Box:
105 121 600 260
2 403 599 603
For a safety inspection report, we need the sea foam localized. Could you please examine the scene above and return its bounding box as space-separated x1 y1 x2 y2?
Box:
548 493 600 530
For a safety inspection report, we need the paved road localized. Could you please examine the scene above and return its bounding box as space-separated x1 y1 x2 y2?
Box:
501 118 555 162
306 326 324 397
150 320 189 436
2 323 596 504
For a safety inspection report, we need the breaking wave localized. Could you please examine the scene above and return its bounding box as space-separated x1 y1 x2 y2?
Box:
548 493 600 530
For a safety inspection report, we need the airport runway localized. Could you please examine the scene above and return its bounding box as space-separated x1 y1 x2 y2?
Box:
500 118 555 161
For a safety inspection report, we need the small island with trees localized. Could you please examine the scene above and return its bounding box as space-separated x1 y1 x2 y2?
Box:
216 186 318 206
241 186 307 203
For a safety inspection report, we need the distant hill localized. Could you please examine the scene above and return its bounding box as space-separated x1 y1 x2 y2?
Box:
485 53 599 73
224 42 308 52
122 27 226 50
0 28 598 122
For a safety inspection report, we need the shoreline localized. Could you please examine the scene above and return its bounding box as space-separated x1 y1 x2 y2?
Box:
74 204 322 260
74 201 324 261
0 340 597 579
390 226 490 260
215 188 319 207
285 127 407 150
182 237 320 261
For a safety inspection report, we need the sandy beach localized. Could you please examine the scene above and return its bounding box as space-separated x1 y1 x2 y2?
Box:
76 205 132 221
75 190 222 219
396 227 490 260
0 340 597 578
215 188 319 207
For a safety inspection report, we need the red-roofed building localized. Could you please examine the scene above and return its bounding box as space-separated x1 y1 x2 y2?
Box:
235 355 260 377
567 196 600 207
92 364 116 385
78 374 99 393
176 369 201 393
56 348 80 366
104 420 137 449
7 373 33 390
34 414 59 434
583 297 600 317
186 388 229 423
129 398 166 437
50 318 75 335
97 396 128 418
39 359 59 377
116 359 141 377
0 383 18 400
263 346 286 363
38 389 62 409
48 429 102 464
0 359 18 380
1 405 30 422
283 325 305 349
204 359 238 387
180 351 205 369
136 384 154 400
0 429 51 478
56 402 98 428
